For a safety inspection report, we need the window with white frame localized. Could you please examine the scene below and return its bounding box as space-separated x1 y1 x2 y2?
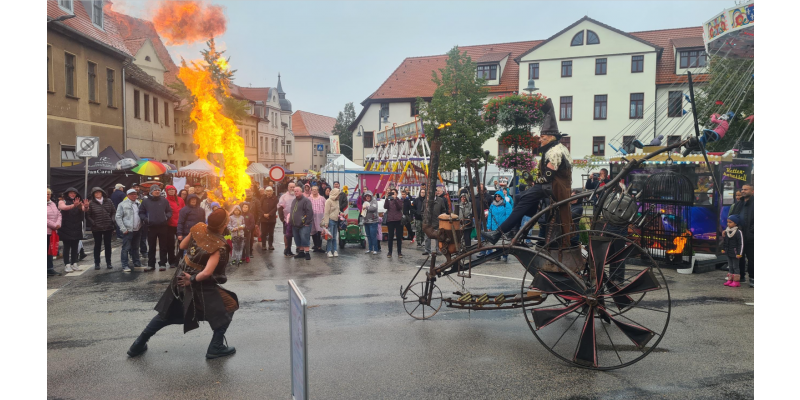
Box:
477 64 498 80
58 0 73 13
91 0 104 29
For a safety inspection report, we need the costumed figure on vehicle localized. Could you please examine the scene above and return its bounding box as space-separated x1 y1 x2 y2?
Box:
127 209 239 359
482 98 573 246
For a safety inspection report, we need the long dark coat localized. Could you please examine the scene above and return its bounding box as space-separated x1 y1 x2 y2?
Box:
154 223 238 333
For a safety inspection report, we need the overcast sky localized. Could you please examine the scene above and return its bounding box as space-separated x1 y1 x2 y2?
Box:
121 0 733 118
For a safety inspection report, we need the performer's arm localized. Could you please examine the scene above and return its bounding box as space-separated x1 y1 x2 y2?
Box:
179 250 220 286
179 232 193 250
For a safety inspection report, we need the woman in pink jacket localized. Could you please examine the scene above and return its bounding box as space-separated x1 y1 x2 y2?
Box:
47 188 62 276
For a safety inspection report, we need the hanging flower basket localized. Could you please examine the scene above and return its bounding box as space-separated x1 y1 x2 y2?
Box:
483 93 548 128
499 128 541 152
497 151 538 172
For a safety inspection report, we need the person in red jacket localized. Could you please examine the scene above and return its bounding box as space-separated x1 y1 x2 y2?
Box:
165 185 185 268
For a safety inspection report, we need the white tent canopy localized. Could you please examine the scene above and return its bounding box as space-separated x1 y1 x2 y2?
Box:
321 155 363 190
245 163 270 185
176 158 220 177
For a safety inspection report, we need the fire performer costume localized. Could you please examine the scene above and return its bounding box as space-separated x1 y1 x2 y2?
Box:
482 98 573 245
127 209 239 359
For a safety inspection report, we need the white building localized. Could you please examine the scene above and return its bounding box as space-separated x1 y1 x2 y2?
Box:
349 17 709 176
236 75 295 170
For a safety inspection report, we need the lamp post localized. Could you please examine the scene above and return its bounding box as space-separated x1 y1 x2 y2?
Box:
357 125 365 167
513 79 540 195
48 14 76 23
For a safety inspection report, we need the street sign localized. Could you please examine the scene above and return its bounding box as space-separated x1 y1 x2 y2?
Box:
75 136 99 158
316 144 324 152
289 280 308 400
269 165 286 181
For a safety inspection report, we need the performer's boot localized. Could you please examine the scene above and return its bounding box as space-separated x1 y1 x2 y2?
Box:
206 329 236 359
481 229 505 245
127 330 153 357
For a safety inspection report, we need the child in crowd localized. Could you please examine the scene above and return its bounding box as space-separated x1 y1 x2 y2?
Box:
229 206 246 265
240 202 255 263
721 214 745 287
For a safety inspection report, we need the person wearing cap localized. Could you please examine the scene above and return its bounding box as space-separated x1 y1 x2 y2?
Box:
139 185 173 271
482 98 573 245
111 184 127 239
290 186 314 260
127 208 238 359
132 183 149 258
115 189 143 272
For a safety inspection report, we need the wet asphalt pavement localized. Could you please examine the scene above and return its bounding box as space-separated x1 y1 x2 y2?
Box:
47 231 754 399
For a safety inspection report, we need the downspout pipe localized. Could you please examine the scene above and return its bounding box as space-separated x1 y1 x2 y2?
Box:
122 67 127 151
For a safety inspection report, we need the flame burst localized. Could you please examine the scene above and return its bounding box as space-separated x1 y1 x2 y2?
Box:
151 0 227 45
178 59 249 202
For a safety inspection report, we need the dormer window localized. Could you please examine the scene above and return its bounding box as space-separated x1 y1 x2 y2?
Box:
58 0 73 13
587 30 600 45
477 64 498 80
91 0 104 29
679 50 707 68
571 31 584 46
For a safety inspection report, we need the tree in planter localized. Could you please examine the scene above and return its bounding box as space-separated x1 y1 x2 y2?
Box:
484 93 548 190
417 46 496 230
332 102 357 160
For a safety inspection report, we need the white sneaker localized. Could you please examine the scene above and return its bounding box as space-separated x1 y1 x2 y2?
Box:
372 251 378 255
333 251 339 257
327 252 333 258
64 265 74 273
365 250 371 254
71 264 82 271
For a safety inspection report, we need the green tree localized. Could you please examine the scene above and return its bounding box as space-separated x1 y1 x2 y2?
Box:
693 56 754 151
417 46 496 173
169 39 249 125
332 102 357 160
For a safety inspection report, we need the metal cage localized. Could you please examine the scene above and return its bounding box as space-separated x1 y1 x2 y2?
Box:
639 171 694 263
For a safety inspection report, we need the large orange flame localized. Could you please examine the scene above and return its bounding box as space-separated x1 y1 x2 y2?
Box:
151 0 227 45
178 58 249 202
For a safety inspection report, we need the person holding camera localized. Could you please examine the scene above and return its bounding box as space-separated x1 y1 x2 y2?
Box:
585 168 610 204
383 189 404 258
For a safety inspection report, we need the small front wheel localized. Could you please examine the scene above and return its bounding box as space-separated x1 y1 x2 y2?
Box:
402 281 443 320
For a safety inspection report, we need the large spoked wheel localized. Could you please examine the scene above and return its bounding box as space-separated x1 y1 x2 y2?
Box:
402 281 443 320
519 229 671 370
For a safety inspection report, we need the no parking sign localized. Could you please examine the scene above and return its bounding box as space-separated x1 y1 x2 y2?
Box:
269 165 286 181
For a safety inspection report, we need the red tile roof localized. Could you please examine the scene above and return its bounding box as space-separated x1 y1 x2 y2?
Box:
292 111 336 139
47 1 132 58
368 40 541 102
237 87 272 103
670 37 705 49
476 52 511 63
107 11 181 86
629 27 709 85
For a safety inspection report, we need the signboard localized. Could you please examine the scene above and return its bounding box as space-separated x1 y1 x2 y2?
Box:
289 280 308 400
316 144 324 152
329 135 340 154
269 165 286 181
75 136 99 158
